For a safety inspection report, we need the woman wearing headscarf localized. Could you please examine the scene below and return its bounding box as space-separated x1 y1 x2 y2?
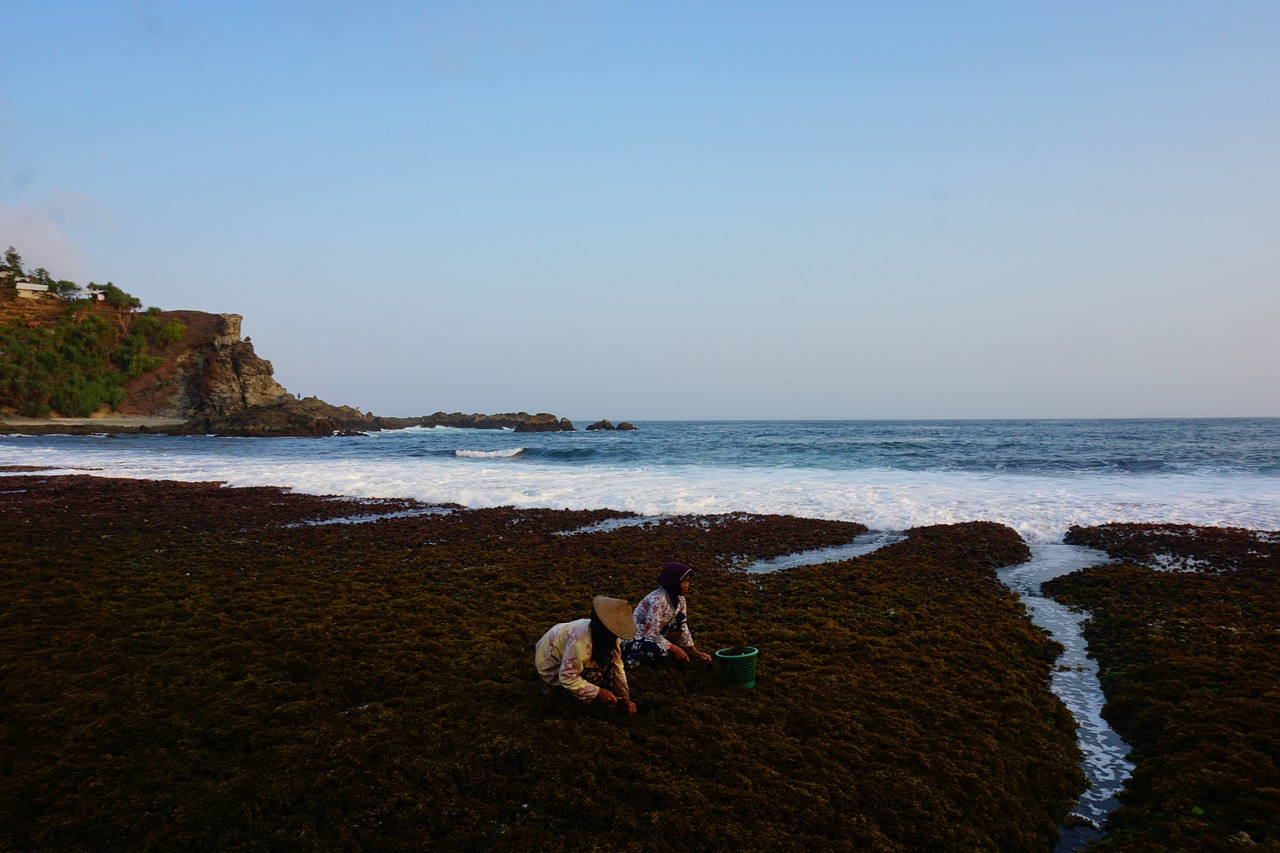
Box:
535 595 638 713
623 562 714 665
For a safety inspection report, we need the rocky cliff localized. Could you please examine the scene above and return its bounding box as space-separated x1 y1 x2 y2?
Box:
119 311 292 418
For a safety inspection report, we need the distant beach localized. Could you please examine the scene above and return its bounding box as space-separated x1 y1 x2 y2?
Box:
1 416 186 428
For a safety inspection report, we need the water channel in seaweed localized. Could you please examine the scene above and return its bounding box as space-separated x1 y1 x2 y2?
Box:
749 535 1132 852
999 542 1134 852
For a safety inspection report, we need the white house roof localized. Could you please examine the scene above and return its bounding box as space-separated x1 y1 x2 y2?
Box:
15 281 49 292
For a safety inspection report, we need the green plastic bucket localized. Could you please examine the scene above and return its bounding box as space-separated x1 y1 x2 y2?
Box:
714 646 759 689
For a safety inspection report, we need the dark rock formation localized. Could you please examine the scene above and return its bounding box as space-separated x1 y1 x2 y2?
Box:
586 419 615 431
180 396 374 438
370 412 573 432
512 414 576 433
616 421 637 431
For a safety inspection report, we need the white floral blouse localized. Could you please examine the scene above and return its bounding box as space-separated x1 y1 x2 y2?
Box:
632 587 696 653
535 618 629 703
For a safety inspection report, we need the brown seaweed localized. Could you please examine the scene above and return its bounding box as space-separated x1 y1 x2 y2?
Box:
1 475 1085 851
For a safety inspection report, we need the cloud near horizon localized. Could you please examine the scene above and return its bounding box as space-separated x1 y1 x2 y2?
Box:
0 192 118 283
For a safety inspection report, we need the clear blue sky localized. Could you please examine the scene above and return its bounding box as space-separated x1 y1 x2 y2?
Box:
3 1 1277 419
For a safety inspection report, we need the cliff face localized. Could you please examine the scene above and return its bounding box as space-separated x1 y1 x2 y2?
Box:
119 311 291 418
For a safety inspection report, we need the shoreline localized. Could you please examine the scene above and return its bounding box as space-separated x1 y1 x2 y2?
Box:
0 416 187 426
0 416 187 435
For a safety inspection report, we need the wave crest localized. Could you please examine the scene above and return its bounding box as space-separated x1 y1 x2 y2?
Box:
455 448 524 459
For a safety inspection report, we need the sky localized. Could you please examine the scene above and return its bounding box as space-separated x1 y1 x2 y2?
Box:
2 1 1277 420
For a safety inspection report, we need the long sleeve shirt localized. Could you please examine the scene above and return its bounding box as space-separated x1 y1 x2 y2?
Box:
535 618 629 703
631 587 695 654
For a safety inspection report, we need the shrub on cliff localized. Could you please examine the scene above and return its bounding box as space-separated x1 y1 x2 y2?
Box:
0 251 183 417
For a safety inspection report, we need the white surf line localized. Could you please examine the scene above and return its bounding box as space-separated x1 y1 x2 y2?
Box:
284 506 457 527
998 543 1135 851
739 531 905 573
553 516 664 536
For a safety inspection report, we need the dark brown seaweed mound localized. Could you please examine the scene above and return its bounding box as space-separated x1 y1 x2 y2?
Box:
1 475 1083 851
1045 524 1280 852
1065 522 1280 573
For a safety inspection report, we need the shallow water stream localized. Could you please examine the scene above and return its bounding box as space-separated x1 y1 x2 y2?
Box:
998 543 1134 852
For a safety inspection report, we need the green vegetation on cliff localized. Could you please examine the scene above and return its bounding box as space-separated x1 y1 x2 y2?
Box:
0 246 184 417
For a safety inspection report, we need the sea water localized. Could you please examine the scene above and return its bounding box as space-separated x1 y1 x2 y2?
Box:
2 418 1276 542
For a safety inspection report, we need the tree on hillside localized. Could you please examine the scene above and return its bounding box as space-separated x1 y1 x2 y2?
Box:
3 246 22 276
90 282 144 333
1 247 22 294
94 282 142 310
28 267 80 298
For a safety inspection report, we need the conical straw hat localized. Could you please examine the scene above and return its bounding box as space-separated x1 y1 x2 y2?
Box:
592 595 636 639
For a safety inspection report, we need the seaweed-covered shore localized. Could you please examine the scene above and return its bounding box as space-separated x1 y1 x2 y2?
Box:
1044 524 1280 852
1 474 1086 850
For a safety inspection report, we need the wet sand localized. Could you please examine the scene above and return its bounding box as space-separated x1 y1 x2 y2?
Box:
1 416 187 426
0 416 187 434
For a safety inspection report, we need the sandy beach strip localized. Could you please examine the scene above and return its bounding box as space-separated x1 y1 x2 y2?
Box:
0 416 187 427
0 415 188 434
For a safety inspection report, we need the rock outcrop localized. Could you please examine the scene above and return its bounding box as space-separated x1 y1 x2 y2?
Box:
120 311 292 418
181 397 374 438
512 415 575 433
370 412 574 432
585 419 638 431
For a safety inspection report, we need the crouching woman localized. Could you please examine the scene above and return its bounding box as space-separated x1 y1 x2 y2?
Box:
623 562 714 665
535 595 638 714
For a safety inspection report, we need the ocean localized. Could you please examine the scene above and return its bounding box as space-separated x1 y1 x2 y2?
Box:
3 418 1277 541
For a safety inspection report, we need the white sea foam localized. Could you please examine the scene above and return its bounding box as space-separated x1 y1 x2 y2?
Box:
1 438 1276 542
455 447 524 458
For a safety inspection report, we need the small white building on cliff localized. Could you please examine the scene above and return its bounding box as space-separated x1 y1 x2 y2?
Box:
14 280 49 299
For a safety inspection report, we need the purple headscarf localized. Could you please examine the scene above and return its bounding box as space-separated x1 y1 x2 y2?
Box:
657 562 693 605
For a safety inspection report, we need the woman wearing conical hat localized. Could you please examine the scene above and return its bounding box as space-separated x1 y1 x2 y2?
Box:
535 595 637 714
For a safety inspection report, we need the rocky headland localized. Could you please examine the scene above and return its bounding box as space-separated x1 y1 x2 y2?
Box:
2 298 630 437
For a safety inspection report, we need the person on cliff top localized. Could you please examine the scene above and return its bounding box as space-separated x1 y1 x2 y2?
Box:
623 562 714 665
535 596 638 714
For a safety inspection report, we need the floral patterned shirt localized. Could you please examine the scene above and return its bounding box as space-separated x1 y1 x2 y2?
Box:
632 587 695 654
535 618 629 703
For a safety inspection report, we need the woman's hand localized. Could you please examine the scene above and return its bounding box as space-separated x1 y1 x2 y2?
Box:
693 649 713 663
595 688 618 705
667 645 690 662
621 699 637 715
